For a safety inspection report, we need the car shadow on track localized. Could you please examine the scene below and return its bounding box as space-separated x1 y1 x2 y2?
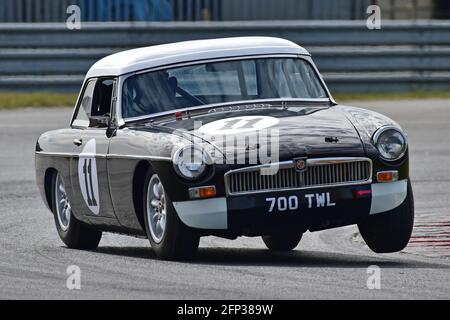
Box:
94 246 449 269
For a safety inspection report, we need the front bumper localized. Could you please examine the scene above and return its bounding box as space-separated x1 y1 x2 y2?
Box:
173 180 408 234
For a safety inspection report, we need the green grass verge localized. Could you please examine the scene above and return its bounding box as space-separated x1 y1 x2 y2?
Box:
0 90 450 109
0 92 78 109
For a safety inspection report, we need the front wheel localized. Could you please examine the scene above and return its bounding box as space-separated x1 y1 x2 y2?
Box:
262 231 303 251
143 172 199 261
358 181 414 253
51 172 102 250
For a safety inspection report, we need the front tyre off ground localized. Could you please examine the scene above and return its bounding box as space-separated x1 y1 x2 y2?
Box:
51 172 102 250
358 180 414 253
143 171 200 261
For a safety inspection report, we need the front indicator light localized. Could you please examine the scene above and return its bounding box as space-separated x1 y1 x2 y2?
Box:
377 170 399 183
189 186 216 199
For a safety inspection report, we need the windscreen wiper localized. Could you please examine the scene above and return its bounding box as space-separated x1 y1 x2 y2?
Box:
175 86 206 106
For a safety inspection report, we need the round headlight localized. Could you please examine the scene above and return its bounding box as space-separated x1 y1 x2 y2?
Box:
173 146 210 180
373 126 408 161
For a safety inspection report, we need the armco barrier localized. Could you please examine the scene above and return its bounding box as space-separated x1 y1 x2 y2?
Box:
2 21 450 48
0 21 449 93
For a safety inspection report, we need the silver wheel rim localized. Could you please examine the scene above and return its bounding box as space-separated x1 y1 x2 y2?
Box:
55 173 71 231
146 174 167 244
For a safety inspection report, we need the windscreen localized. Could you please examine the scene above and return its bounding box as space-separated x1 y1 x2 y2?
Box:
122 58 328 119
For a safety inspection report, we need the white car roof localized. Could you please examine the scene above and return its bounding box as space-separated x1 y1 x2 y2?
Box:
85 37 310 79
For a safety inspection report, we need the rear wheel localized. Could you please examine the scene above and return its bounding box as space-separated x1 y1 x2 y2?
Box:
143 172 199 261
262 231 303 251
358 181 414 253
51 172 102 250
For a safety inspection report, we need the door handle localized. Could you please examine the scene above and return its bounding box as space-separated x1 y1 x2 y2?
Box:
73 138 83 146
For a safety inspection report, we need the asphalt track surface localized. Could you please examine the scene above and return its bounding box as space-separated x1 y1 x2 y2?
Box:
0 99 449 299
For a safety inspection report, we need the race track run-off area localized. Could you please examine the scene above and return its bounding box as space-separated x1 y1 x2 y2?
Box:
0 99 449 299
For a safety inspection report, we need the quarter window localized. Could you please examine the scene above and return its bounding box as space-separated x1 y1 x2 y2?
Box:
91 79 114 117
72 78 115 128
73 80 96 128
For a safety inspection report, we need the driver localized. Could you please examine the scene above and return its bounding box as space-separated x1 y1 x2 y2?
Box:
124 71 177 118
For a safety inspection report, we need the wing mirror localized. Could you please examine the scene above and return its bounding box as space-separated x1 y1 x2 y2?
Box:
89 115 111 128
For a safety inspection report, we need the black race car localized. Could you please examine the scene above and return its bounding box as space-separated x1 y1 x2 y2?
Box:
35 37 413 260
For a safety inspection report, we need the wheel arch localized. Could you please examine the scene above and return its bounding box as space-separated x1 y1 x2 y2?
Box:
132 160 153 230
44 167 58 211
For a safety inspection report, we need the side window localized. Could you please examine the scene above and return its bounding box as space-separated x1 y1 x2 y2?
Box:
73 80 96 128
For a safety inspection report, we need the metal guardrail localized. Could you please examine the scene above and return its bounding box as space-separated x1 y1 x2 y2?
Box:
2 47 450 75
0 21 449 93
0 0 425 22
2 20 450 49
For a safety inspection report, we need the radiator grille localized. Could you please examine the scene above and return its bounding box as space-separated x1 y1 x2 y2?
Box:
225 158 372 195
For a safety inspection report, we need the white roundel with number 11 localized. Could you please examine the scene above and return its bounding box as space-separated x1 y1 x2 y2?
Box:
78 139 100 215
198 116 279 135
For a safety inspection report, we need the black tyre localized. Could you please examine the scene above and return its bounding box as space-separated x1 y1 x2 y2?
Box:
262 231 303 251
51 171 102 250
143 171 200 261
358 180 414 253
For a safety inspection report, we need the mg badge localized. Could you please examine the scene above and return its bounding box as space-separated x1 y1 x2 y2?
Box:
295 158 307 172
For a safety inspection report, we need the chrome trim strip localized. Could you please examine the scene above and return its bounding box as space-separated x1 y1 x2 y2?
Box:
225 160 296 174
36 152 74 158
302 55 336 105
116 74 126 128
224 157 373 196
70 78 88 127
36 152 171 162
107 154 172 161
36 152 107 159
226 157 371 174
373 125 402 143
